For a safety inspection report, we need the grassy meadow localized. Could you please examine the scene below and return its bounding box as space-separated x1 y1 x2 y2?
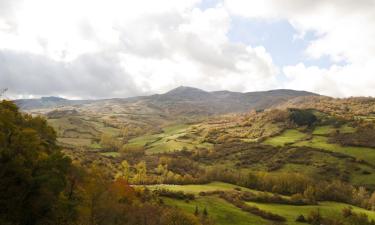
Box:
145 182 375 225
125 124 213 154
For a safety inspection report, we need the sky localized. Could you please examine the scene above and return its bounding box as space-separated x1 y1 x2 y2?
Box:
0 0 375 99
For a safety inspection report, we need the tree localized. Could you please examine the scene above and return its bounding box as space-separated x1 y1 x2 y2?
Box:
295 215 306 222
160 208 201 225
352 186 370 208
0 88 7 99
194 206 199 216
288 109 317 126
0 100 73 225
303 185 317 204
369 191 375 211
307 209 323 225
203 207 208 217
118 160 130 181
133 161 147 184
100 133 120 151
78 166 137 225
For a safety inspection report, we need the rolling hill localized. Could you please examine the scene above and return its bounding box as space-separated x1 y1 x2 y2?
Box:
11 87 375 225
15 86 317 115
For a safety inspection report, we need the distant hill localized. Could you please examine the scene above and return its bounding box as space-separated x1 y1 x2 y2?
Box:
14 86 318 117
14 96 92 110
145 86 318 115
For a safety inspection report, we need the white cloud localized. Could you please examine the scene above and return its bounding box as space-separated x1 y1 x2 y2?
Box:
3 0 374 98
118 6 279 94
225 0 375 96
0 0 279 98
283 61 375 97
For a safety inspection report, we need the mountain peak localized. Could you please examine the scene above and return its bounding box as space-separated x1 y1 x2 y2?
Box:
165 86 207 94
156 86 210 101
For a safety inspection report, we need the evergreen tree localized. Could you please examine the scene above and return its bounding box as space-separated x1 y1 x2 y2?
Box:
203 207 208 217
194 206 199 216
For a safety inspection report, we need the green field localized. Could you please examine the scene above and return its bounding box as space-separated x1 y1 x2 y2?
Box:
151 182 273 225
312 125 356 135
264 126 375 164
49 116 121 147
163 196 269 225
294 136 375 164
100 152 121 157
312 125 335 135
247 201 375 225
262 126 375 186
264 129 307 146
148 182 262 194
125 124 213 154
150 182 375 225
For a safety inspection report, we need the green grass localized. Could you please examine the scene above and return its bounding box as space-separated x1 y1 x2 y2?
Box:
352 172 375 185
125 134 161 148
147 182 260 194
100 152 120 157
351 164 375 185
264 129 307 147
294 136 375 164
313 125 356 135
262 126 375 186
278 163 318 176
340 125 357 133
99 126 121 136
89 142 102 149
163 196 269 225
163 124 190 134
312 126 335 135
125 123 213 154
247 201 375 225
154 182 375 225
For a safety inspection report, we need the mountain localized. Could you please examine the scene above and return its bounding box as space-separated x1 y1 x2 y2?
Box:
159 86 211 100
14 96 92 110
144 86 318 116
14 86 318 116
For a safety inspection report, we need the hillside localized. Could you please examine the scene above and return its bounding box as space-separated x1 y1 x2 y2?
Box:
14 96 93 110
14 87 317 149
10 88 375 225
15 86 317 115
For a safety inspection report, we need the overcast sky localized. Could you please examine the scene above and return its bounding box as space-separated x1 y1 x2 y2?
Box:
1 0 375 99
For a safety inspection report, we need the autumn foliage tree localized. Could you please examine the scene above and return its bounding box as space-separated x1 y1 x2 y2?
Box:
0 100 73 225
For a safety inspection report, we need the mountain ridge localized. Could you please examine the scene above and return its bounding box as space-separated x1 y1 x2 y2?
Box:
14 86 318 115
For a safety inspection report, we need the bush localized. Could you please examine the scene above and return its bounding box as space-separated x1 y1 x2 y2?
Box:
241 192 311 205
296 214 306 222
289 108 317 127
155 189 195 201
160 208 201 225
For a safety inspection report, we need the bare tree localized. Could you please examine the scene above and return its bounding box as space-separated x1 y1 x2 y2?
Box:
0 88 8 99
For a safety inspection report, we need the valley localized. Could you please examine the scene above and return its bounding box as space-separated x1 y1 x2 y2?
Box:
12 87 375 225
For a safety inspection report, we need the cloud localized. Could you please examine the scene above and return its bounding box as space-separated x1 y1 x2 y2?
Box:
225 0 375 96
0 50 140 99
283 61 375 97
3 0 373 98
0 0 280 99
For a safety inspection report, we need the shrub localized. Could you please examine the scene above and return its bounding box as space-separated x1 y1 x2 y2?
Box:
296 214 306 222
155 189 195 201
288 108 317 127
